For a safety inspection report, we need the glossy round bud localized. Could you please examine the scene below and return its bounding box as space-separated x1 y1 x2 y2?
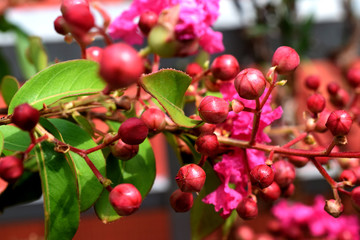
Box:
140 108 166 132
307 93 326 114
109 183 142 216
61 0 89 14
12 103 40 131
339 169 357 185
282 183 295 198
250 164 274 189
346 67 360 87
234 68 266 100
0 156 24 183
330 88 349 108
86 46 103 63
138 11 158 36
111 139 139 161
305 75 320 90
260 182 281 201
288 155 309 168
324 199 343 218
119 118 149 145
198 96 229 124
271 46 300 74
273 160 296 188
175 164 206 192
62 4 94 32
327 82 340 95
236 197 258 220
186 62 203 78
210 54 240 81
99 43 144 90
169 189 193 212
351 186 360 212
195 133 219 156
54 16 68 35
325 110 352 136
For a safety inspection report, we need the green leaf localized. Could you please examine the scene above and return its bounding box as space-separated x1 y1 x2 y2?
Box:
1 75 20 106
14 29 37 79
27 36 48 72
191 162 224 240
72 111 95 137
0 125 30 151
8 60 105 113
95 138 156 223
140 69 201 128
35 141 80 240
46 118 106 212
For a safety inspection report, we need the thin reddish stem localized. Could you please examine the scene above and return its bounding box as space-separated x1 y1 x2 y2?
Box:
243 149 253 195
198 155 207 167
282 132 307 148
249 98 261 145
309 157 337 188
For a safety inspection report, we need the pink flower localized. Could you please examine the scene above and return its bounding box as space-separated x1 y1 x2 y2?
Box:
272 196 360 239
108 0 224 53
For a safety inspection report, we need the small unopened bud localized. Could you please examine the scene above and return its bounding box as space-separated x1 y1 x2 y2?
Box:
12 103 40 132
339 169 357 185
273 160 296 188
169 189 193 212
346 67 360 87
276 80 287 86
234 68 266 100
324 199 343 218
175 164 206 192
271 46 300 74
236 196 258 220
54 16 68 35
210 54 240 81
0 156 24 183
195 133 219 156
109 183 142 216
250 164 274 189
282 183 295 198
305 75 320 90
260 182 281 201
186 62 203 78
330 89 349 108
198 96 229 124
351 186 360 212
327 82 340 95
304 134 316 145
119 118 149 145
138 11 158 36
62 4 95 33
265 66 277 83
141 108 166 132
231 99 245 113
111 139 139 161
307 93 326 114
326 110 352 136
86 46 103 63
288 156 309 168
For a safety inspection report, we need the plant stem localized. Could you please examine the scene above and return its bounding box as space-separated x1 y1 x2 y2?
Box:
249 98 261 145
309 157 337 188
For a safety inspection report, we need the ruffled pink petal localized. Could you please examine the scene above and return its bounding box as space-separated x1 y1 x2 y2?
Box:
199 28 224 54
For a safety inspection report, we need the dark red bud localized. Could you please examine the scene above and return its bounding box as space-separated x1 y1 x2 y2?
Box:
305 75 320 90
99 43 144 90
175 164 206 192
339 169 357 185
260 182 281 201
12 103 40 131
138 11 158 36
0 156 24 183
169 189 193 212
236 197 258 220
198 96 229 124
346 67 360 87
250 164 274 189
197 123 216 135
281 183 295 198
330 89 349 108
62 4 94 32
195 133 219 156
186 62 203 78
119 118 149 145
86 46 103 63
54 16 68 35
324 199 343 218
61 0 89 14
109 183 142 216
273 160 296 188
140 108 166 132
327 82 340 95
271 46 300 74
307 93 326 114
288 155 309 168
210 54 240 81
111 139 139 161
351 186 360 212
234 68 266 100
326 110 352 136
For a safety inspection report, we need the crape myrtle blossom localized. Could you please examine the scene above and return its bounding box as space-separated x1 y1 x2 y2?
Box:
202 82 283 217
108 0 224 54
272 196 360 239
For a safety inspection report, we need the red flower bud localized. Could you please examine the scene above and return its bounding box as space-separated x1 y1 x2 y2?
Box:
351 186 360 212
109 183 142 216
198 96 229 124
236 197 258 220
307 93 326 114
99 43 144 90
169 189 193 212
111 139 139 161
250 164 274 189
12 103 40 131
62 4 94 32
61 0 89 14
273 160 296 188
231 99 245 113
210 54 240 81
282 183 295 198
260 182 281 201
324 199 343 218
305 75 320 90
327 82 340 95
140 108 166 132
54 16 68 35
119 118 149 145
234 68 266 100
138 11 158 36
86 46 103 63
271 46 300 74
195 133 219 156
339 169 357 185
196 123 216 135
326 110 352 136
186 62 203 78
175 164 206 192
288 156 309 168
0 156 24 183
346 67 360 87
330 89 349 108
